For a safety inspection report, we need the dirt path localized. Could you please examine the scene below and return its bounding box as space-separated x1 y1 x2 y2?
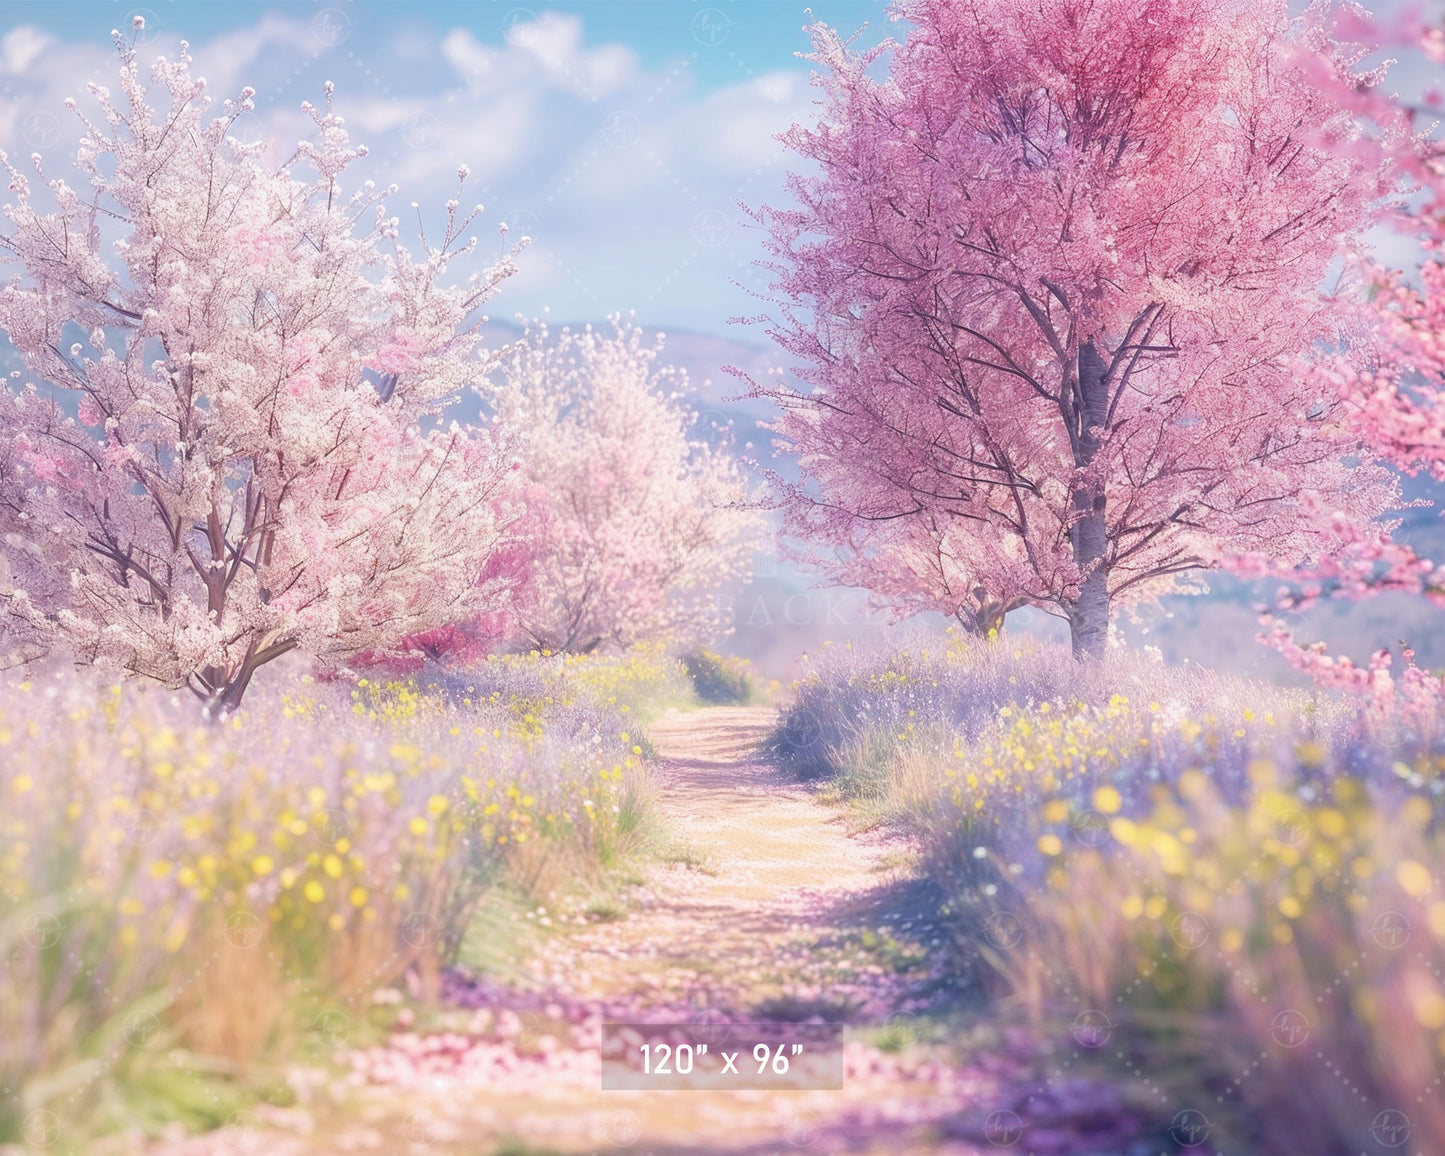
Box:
140 707 1102 1156
518 707 935 1016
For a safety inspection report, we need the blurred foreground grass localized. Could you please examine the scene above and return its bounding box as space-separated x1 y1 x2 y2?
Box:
0 645 697 1149
773 631 1445 1153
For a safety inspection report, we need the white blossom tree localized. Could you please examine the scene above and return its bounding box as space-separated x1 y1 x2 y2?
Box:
0 26 527 716
481 318 761 653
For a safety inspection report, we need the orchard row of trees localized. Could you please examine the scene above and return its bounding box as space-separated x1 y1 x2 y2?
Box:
0 27 758 715
737 0 1445 661
2 2 1444 711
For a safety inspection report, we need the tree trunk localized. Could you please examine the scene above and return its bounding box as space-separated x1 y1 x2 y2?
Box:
198 637 298 721
1068 340 1110 662
203 667 257 722
978 602 1007 638
958 595 1016 638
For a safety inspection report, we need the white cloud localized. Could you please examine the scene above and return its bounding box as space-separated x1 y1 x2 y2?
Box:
441 26 496 81
183 13 315 98
379 88 538 188
752 72 798 105
565 68 808 208
0 8 810 338
667 70 809 177
341 95 431 137
505 12 635 99
443 14 636 102
1 27 54 75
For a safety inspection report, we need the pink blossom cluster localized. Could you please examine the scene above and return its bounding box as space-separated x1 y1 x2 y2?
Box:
1247 7 1445 681
1257 613 1445 746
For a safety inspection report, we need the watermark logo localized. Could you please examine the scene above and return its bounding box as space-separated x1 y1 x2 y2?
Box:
690 9 731 46
515 1008 543 1049
1169 911 1210 949
883 1011 919 1047
22 910 62 949
221 1109 264 1154
223 909 263 950
313 808 351 847
692 408 737 447
785 1109 822 1146
123 1010 163 1047
401 911 443 949
21 111 60 150
1370 1109 1412 1148
123 807 161 845
1268 1009 1310 1048
502 209 541 243
604 1108 641 1146
983 910 1024 949
1370 911 1411 950
21 1110 60 1148
689 1008 732 1047
1271 807 1309 846
982 1109 1024 1146
1169 1109 1211 1148
312 8 352 48
403 112 442 150
1071 1010 1112 1048
690 209 731 247
1070 808 1110 846
310 1009 351 1047
603 110 641 148
402 1111 445 1145
502 8 537 35
779 709 824 757
126 9 160 44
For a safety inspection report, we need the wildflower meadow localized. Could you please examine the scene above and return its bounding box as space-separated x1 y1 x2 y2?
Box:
2 2 1445 1154
773 636 1445 1151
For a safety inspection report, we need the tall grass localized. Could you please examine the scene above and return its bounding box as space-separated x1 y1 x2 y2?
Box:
436 642 699 724
0 651 657 1147
774 632 1445 1154
680 649 767 705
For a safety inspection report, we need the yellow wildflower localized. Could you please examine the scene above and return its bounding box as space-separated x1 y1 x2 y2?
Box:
1397 860 1433 899
1093 786 1122 814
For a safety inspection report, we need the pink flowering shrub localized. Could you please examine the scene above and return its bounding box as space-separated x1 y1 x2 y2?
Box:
1258 615 1445 751
480 318 761 654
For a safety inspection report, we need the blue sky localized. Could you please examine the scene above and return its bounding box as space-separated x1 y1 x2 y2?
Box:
0 0 1435 342
1 2 894 90
0 0 899 339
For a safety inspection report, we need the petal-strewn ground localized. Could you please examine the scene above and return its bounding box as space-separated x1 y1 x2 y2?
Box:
138 708 1153 1156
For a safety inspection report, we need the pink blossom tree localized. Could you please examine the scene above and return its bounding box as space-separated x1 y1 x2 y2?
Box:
737 0 1400 658
1249 10 1445 685
481 318 761 654
1343 13 1445 481
0 28 527 716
